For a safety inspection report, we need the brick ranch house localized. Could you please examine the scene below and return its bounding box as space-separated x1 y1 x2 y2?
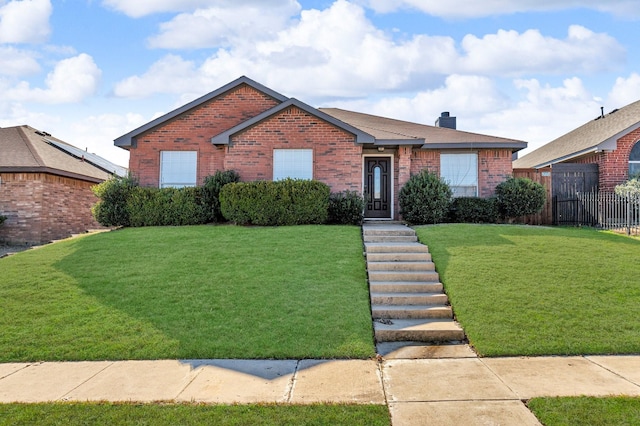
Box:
115 76 526 220
0 125 126 245
514 99 640 192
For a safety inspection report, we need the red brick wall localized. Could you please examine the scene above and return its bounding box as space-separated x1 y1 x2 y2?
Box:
478 149 513 197
224 105 362 191
128 84 281 187
0 173 102 245
566 128 640 191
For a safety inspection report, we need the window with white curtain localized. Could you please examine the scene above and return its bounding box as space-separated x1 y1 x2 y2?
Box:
159 151 197 188
440 153 478 197
273 149 313 180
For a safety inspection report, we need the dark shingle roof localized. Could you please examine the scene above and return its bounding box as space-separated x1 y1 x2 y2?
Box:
0 125 120 182
514 99 640 169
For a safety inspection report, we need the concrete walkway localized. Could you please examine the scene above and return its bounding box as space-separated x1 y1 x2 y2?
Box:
2 354 640 425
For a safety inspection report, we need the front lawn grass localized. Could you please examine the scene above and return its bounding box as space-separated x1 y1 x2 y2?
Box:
0 225 375 361
528 397 640 426
0 403 390 426
415 224 640 357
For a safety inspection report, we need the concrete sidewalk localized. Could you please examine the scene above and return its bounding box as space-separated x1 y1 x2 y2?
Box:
1 353 640 425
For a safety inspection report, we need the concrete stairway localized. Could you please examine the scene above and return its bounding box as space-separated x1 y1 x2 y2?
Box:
363 223 465 347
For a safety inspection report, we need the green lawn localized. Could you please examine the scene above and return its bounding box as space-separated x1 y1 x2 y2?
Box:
415 224 640 357
0 225 375 361
0 403 390 426
528 397 640 426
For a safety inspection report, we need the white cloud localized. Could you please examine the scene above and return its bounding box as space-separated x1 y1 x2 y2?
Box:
607 73 640 108
102 0 297 18
0 0 52 43
459 26 625 76
0 47 40 76
5 54 101 104
360 0 640 19
147 1 300 49
112 0 624 103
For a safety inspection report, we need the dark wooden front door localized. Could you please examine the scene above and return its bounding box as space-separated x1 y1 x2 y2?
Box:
364 157 391 218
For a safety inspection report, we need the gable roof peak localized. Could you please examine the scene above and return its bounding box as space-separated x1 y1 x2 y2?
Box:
114 75 290 148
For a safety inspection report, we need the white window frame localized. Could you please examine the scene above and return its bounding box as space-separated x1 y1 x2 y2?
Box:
273 149 313 181
159 151 197 188
440 152 478 197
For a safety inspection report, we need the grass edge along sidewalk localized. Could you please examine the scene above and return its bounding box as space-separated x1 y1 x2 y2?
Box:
0 225 375 362
415 224 640 357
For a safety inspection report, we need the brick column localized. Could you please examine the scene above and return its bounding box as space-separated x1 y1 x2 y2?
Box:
397 146 412 191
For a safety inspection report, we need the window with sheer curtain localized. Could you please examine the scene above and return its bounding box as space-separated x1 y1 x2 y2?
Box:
440 153 478 197
273 149 313 180
159 151 197 188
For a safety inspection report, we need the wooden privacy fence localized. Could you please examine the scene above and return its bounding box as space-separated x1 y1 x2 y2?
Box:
557 192 640 235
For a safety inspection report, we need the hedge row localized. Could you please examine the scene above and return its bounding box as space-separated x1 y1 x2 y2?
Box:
92 174 364 227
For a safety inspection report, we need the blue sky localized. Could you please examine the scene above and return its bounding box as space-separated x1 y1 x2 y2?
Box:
1 0 639 167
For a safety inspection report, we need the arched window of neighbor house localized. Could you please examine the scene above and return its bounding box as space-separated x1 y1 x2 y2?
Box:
630 141 640 179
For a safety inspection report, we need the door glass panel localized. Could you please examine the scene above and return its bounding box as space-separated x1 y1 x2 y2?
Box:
374 166 381 199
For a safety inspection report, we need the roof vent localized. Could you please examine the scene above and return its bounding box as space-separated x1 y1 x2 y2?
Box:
435 111 456 129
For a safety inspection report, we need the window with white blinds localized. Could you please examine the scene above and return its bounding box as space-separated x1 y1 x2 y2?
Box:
159 151 197 188
273 149 313 180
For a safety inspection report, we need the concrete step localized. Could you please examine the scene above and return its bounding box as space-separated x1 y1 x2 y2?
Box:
362 228 415 237
370 282 444 293
370 292 449 305
366 252 432 262
364 242 428 253
367 261 435 272
374 319 465 342
372 305 452 319
368 270 439 282
363 235 417 243
364 242 429 253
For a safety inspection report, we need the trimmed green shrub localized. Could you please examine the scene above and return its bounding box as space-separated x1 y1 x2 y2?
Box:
327 191 364 225
449 197 498 223
399 170 452 224
220 179 330 226
91 174 138 227
0 215 6 226
495 177 546 219
203 170 241 222
127 187 209 227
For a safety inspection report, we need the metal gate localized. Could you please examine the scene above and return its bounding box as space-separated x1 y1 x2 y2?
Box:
552 163 599 225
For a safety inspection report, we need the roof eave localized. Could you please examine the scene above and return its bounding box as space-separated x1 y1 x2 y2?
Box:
374 139 425 146
0 166 107 183
114 76 289 148
421 141 528 150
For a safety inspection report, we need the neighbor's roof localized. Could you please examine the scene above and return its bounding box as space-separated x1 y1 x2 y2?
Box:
0 125 125 182
320 108 527 149
514 99 640 169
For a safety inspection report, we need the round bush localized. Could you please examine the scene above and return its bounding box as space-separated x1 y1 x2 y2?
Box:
91 174 138 227
399 170 452 224
327 190 364 225
495 177 546 218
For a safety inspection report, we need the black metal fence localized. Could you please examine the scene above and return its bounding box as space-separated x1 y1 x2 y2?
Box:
554 192 640 235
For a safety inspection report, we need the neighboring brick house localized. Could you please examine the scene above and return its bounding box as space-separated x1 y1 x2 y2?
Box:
513 99 640 191
0 125 126 244
115 76 526 220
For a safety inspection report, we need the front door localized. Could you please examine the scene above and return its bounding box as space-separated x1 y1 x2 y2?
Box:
364 157 391 219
